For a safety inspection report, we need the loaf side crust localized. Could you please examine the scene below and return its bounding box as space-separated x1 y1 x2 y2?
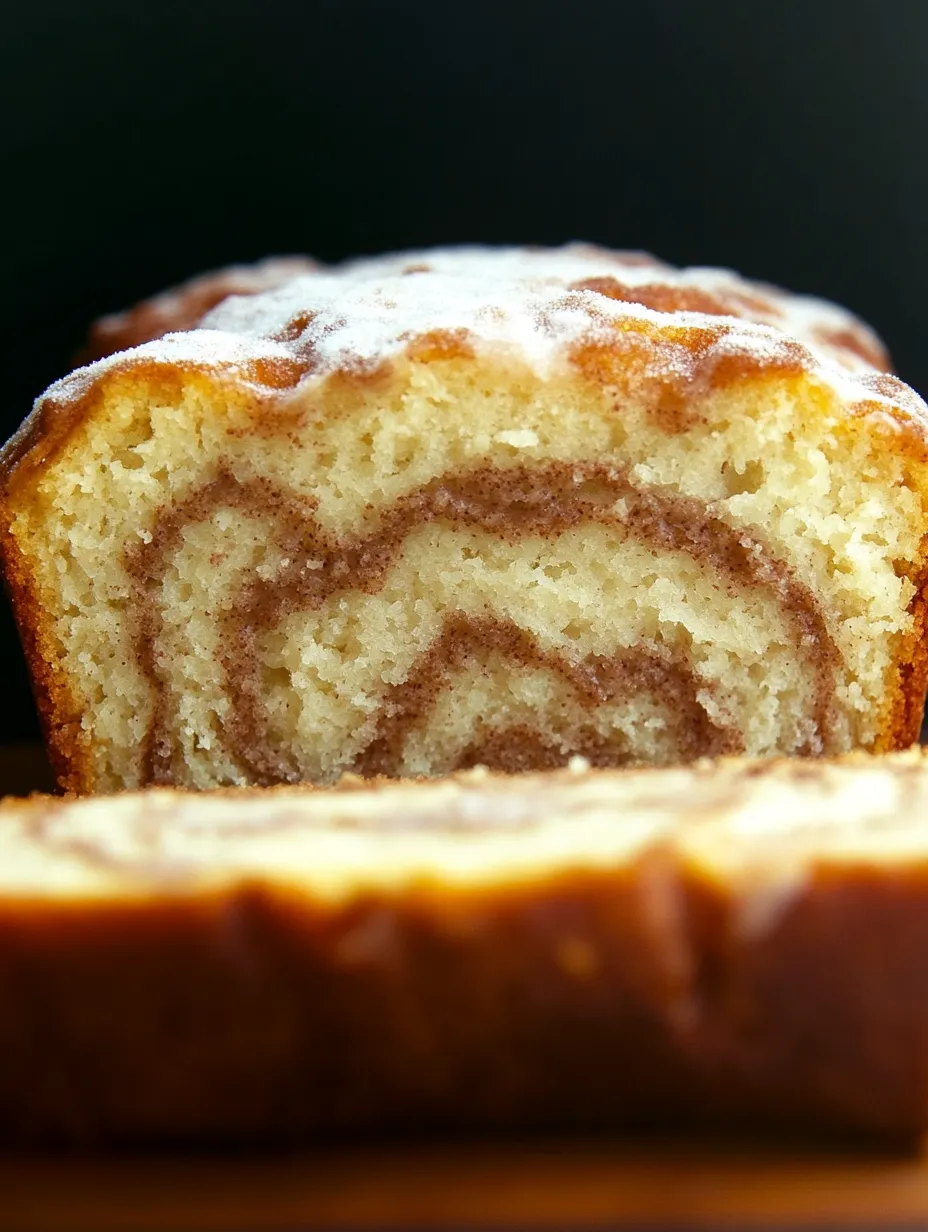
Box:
3 754 928 1142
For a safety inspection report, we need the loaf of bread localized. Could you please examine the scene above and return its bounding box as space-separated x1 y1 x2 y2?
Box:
3 246 928 793
3 752 928 1144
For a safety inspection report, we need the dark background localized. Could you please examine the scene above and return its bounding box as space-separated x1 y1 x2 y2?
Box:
2 0 927 743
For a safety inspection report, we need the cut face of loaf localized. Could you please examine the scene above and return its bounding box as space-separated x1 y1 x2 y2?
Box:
5 752 928 1142
2 245 928 793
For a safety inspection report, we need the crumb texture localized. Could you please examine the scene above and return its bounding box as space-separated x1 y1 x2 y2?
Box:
3 245 928 791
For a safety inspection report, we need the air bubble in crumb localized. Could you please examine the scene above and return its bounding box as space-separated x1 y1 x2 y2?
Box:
568 755 591 773
494 429 539 448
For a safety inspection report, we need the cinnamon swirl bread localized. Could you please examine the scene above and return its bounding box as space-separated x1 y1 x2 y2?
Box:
3 246 928 793
4 753 928 1143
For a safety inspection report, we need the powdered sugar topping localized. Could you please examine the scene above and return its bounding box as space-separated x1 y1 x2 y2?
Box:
29 244 925 427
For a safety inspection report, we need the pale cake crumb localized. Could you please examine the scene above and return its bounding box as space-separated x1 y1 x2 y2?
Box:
2 245 928 793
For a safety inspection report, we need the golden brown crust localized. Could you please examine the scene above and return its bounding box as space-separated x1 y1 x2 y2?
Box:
0 521 88 794
569 274 893 372
9 868 919 1143
875 547 928 751
4 757 928 1142
76 256 321 363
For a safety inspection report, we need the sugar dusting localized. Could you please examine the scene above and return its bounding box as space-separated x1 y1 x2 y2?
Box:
80 256 322 363
24 244 926 426
37 330 299 410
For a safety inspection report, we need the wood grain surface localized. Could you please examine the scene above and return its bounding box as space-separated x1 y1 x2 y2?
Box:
3 745 928 1230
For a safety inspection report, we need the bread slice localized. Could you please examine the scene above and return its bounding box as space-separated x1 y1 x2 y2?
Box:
3 245 928 793
3 751 928 1143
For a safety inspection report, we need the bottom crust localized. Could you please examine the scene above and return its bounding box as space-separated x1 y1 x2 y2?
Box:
2 757 928 1144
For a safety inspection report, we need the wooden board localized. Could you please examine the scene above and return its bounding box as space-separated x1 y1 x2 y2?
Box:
4 1139 928 1231
4 745 928 1230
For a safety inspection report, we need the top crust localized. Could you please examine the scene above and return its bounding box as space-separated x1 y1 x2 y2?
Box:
4 244 925 492
7 748 928 899
76 256 322 363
